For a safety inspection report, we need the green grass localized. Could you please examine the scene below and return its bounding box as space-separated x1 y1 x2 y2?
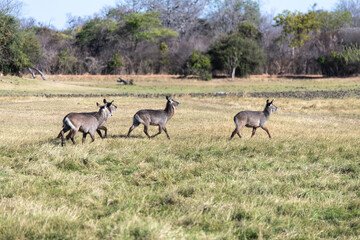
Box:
0 76 360 239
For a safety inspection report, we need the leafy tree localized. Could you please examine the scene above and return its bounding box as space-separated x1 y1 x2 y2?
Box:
273 10 321 48
209 23 265 78
186 50 212 80
316 10 352 32
123 11 178 47
274 9 351 48
76 18 117 55
0 13 41 75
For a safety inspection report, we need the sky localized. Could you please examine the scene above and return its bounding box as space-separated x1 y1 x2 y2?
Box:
21 0 339 30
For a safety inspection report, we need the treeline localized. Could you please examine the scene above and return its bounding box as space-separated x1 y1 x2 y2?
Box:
2 0 360 78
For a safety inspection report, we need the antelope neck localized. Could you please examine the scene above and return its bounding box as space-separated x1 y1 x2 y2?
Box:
263 107 271 119
165 102 175 118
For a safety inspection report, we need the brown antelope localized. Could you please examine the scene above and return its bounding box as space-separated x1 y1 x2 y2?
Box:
127 96 180 139
230 99 278 139
57 99 117 146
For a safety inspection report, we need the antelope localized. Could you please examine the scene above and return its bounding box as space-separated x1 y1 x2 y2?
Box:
230 99 278 139
127 96 180 139
57 99 117 146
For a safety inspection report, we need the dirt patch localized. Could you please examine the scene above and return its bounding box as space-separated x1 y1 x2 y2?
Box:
2 89 360 99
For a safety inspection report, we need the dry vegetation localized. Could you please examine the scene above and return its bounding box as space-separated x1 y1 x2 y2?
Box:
0 75 359 239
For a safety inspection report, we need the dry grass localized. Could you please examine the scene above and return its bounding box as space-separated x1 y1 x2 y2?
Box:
1 91 360 239
2 74 360 96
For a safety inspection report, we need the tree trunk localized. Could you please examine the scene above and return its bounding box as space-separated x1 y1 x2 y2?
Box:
29 67 47 80
231 67 236 79
28 67 36 79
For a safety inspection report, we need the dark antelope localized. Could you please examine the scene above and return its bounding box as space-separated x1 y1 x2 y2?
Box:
127 96 180 139
57 99 117 146
230 99 278 139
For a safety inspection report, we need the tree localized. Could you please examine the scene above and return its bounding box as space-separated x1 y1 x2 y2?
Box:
123 11 178 47
207 0 260 35
209 23 265 78
0 13 41 75
316 10 351 32
336 0 360 27
144 0 209 37
273 10 321 48
0 0 22 16
122 11 178 73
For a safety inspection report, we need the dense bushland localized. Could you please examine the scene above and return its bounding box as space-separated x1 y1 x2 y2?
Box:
317 44 360 76
1 0 360 77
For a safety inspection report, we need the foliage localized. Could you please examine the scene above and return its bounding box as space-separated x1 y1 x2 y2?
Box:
55 49 78 74
0 13 41 75
273 10 321 48
124 11 178 44
209 23 266 78
158 42 171 73
75 18 117 55
274 9 352 49
316 44 360 76
237 21 262 41
186 50 212 80
316 10 352 32
104 53 124 74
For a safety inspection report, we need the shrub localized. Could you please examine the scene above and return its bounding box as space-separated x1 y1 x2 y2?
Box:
317 44 360 77
186 50 212 81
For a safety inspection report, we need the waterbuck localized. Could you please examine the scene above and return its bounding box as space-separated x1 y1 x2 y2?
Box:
230 99 278 139
127 96 180 139
57 99 117 146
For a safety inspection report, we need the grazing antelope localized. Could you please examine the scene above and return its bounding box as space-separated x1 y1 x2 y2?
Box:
127 96 180 139
57 99 117 146
230 99 278 139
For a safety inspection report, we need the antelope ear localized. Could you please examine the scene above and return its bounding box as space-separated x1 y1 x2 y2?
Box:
166 96 170 100
266 99 269 104
103 99 107 104
96 102 101 107
271 99 274 104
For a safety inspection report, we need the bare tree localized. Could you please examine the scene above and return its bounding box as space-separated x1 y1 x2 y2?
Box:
336 0 360 27
207 0 261 36
143 0 209 37
0 0 22 16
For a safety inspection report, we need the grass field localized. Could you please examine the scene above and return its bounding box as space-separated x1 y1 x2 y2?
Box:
0 75 360 239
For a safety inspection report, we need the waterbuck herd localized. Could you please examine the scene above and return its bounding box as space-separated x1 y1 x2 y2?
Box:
57 97 277 146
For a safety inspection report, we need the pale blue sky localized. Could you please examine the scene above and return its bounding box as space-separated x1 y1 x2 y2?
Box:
21 0 339 30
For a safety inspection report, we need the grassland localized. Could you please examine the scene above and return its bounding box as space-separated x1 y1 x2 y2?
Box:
0 75 359 239
1 74 360 96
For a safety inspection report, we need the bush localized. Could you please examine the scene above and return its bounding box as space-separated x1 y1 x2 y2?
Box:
317 44 360 77
186 50 212 80
104 53 124 74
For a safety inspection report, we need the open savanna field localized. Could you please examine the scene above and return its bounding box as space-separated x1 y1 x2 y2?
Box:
0 75 360 239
